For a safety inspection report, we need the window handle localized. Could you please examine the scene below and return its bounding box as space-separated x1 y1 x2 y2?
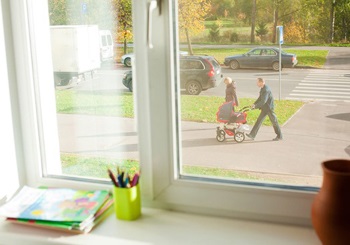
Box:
147 0 161 49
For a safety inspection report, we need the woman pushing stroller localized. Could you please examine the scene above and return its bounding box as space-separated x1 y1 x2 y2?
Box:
224 77 239 107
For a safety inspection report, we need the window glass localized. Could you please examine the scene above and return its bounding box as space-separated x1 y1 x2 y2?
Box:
176 0 349 189
46 0 138 180
28 0 348 202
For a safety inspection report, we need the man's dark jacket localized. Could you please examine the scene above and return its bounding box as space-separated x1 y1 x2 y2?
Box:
254 84 274 111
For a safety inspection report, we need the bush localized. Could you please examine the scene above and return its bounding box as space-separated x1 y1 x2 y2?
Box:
208 20 222 42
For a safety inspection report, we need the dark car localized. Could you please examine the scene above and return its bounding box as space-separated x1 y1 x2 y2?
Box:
122 55 223 95
224 47 298 71
122 70 133 92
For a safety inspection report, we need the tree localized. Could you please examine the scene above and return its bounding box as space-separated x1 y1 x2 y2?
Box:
334 0 350 42
255 22 268 41
48 0 116 30
178 0 211 55
209 20 222 42
209 0 235 19
114 0 132 54
284 21 305 43
250 0 256 43
329 0 336 43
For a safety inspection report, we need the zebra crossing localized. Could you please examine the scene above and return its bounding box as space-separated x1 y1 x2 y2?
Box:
286 70 350 102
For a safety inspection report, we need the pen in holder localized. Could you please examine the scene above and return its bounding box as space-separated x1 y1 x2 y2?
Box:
108 169 141 221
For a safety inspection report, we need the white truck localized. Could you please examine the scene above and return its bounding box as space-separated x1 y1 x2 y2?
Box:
50 25 113 86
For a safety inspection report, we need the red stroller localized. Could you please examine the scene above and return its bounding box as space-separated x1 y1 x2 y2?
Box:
216 101 251 143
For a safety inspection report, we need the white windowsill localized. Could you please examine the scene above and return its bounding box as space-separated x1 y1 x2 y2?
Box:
0 207 320 245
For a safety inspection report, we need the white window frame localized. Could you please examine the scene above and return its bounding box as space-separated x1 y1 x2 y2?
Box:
9 0 316 226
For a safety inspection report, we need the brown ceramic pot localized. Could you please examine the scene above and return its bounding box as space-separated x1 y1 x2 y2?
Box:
311 159 350 245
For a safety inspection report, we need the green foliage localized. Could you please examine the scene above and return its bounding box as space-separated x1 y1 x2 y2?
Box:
255 22 268 41
208 20 222 42
114 0 133 47
48 0 116 31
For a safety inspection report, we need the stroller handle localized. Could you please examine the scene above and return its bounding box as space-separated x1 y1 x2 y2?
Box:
239 106 252 112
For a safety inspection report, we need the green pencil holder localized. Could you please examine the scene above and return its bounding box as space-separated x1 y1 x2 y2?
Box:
113 184 141 221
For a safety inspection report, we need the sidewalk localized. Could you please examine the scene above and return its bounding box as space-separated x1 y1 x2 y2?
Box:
180 100 350 185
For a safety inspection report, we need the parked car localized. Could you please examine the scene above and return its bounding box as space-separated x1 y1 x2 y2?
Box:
121 51 189 67
122 55 223 95
122 70 133 92
224 47 298 71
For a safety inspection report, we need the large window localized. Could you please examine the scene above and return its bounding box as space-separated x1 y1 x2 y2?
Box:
11 0 350 226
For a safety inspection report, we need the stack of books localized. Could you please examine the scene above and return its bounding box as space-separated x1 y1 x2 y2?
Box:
0 185 113 233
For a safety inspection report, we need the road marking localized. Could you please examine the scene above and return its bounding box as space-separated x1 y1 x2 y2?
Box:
296 86 350 91
287 70 350 101
292 90 350 95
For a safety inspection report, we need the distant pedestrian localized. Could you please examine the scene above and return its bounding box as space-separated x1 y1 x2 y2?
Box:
246 77 283 141
224 77 239 107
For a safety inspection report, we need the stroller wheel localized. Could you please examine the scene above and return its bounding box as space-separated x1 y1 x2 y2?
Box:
216 130 226 142
234 132 245 143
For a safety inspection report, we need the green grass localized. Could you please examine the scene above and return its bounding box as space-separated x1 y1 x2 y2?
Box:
59 153 268 182
59 153 292 184
56 91 304 126
183 165 260 180
61 153 139 179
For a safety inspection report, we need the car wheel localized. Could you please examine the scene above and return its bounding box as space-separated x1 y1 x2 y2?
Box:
124 58 132 67
272 61 280 71
234 132 245 143
186 80 202 95
216 130 226 142
229 60 239 70
128 82 133 92
54 74 70 86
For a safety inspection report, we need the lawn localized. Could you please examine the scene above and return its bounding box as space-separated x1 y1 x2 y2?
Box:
56 91 304 126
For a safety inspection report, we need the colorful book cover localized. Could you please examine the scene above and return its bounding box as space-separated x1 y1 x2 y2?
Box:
5 195 114 233
0 186 110 223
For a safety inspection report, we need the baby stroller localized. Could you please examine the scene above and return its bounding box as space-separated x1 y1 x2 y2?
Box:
216 101 251 143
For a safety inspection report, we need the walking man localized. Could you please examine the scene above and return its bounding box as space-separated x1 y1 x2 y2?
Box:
246 77 283 141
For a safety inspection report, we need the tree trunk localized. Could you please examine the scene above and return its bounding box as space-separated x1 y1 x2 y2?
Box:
185 28 193 55
329 0 336 43
272 6 279 44
250 0 257 43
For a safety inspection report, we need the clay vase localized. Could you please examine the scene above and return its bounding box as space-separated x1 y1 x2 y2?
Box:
311 159 350 245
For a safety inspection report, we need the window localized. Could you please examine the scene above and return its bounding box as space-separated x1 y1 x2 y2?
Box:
10 0 319 226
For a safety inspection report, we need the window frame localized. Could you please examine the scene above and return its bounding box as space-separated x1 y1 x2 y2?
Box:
11 0 316 226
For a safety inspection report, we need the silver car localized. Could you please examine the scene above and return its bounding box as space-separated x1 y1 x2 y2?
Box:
121 51 189 67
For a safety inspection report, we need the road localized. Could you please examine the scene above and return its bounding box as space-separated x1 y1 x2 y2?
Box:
85 64 350 103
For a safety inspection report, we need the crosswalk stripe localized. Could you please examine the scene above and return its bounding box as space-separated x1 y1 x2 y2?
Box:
298 83 350 87
304 77 350 81
296 86 350 91
288 70 350 101
292 90 350 95
289 93 350 98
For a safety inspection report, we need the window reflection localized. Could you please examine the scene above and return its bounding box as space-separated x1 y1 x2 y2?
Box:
47 0 139 179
